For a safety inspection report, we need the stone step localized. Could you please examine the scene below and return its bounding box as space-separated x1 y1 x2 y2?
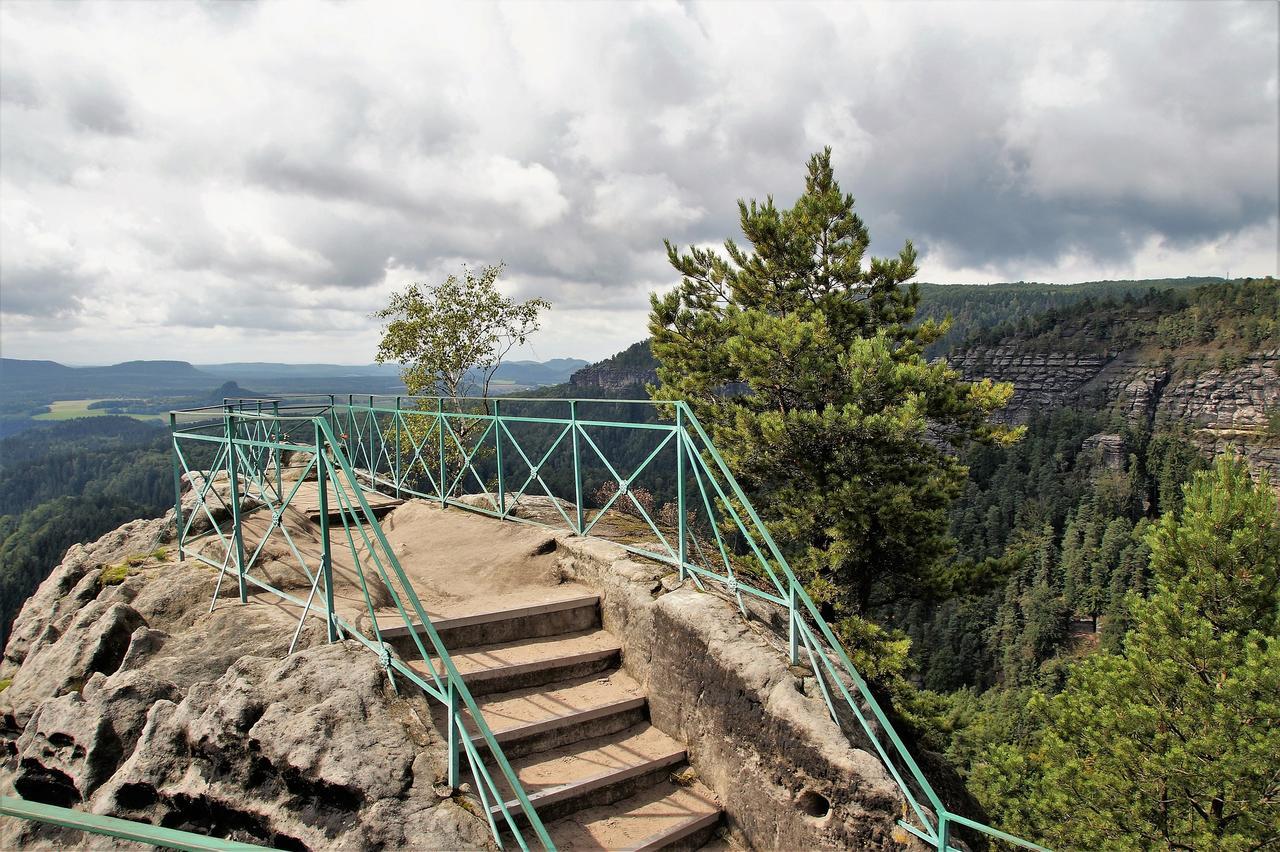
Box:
405 629 622 696
487 723 688 825
383 593 600 649
446 670 648 758
544 779 723 851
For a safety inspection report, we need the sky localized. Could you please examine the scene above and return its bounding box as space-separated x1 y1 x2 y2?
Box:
1 0 1277 366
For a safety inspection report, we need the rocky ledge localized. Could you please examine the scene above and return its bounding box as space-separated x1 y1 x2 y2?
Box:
954 346 1280 479
0 507 489 851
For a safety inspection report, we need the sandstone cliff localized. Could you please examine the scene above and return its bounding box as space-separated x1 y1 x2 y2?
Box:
0 502 489 850
953 346 1280 477
569 364 659 392
569 340 658 392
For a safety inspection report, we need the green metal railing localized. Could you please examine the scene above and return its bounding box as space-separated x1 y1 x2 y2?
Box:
0 796 268 851
5 394 1045 850
219 394 1045 852
165 402 557 850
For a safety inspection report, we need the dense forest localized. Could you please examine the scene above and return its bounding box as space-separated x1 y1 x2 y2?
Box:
962 277 1279 356
0 418 174 644
913 277 1222 357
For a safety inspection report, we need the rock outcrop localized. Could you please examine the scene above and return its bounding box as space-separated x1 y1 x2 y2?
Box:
955 346 1280 478
0 509 489 850
569 339 659 392
569 363 658 392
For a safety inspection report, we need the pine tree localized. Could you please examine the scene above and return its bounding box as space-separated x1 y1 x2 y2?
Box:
976 456 1280 849
649 148 1019 625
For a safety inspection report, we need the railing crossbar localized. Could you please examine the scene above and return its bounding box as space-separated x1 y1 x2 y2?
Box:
141 399 1049 852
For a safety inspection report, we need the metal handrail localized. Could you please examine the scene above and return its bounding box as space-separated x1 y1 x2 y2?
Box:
297 395 1047 851
0 796 268 851
163 407 555 850
0 398 1042 851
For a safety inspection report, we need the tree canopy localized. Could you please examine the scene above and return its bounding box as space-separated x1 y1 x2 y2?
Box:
649 148 1018 630
374 263 549 399
974 456 1280 850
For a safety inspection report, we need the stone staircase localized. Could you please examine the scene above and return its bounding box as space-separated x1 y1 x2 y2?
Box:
386 594 723 850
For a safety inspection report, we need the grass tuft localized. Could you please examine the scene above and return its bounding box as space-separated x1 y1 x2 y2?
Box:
99 564 130 586
98 547 169 588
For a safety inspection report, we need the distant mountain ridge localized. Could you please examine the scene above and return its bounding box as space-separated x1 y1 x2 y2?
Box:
0 359 214 395
566 277 1238 393
0 356 589 399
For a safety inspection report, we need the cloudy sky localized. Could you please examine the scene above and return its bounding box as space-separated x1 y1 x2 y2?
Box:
1 1 1276 365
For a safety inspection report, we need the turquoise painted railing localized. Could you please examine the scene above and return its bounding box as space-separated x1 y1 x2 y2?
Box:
233 394 1046 852
6 395 1044 850
166 403 557 850
0 796 268 851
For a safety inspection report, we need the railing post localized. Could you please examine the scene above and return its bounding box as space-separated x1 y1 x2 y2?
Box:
316 423 336 643
676 405 686 581
437 397 447 507
368 395 375 476
225 409 247 604
494 399 505 516
447 680 461 789
571 400 584 535
346 394 355 464
170 412 184 562
272 400 282 501
789 583 800 665
937 812 950 851
394 396 402 499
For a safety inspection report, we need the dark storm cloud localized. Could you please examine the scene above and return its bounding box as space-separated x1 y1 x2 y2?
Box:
0 0 1274 363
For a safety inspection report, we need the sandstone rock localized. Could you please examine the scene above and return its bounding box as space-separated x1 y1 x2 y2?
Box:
2 510 493 852
569 364 658 392
90 643 491 851
554 533 945 850
2 602 145 729
14 669 181 805
1082 432 1127 471
3 515 172 672
956 345 1280 481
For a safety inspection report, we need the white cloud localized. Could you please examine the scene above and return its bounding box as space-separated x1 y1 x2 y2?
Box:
589 172 704 232
0 0 1275 365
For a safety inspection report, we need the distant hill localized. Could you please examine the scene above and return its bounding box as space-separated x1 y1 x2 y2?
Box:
1 356 590 403
566 278 1238 393
0 358 216 396
492 358 589 387
197 362 404 380
196 358 587 391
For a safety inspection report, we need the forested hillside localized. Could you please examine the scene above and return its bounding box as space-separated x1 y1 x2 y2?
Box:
962 276 1278 354
566 277 1238 391
913 277 1220 356
0 418 175 644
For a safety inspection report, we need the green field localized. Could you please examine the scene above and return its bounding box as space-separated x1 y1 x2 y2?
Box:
33 399 165 422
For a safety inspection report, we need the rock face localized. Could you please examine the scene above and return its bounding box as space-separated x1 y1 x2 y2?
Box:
569 363 658 392
549 529 948 850
1081 433 1127 471
1155 355 1280 474
0 512 490 851
955 346 1280 478
569 339 659 393
950 347 1115 422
